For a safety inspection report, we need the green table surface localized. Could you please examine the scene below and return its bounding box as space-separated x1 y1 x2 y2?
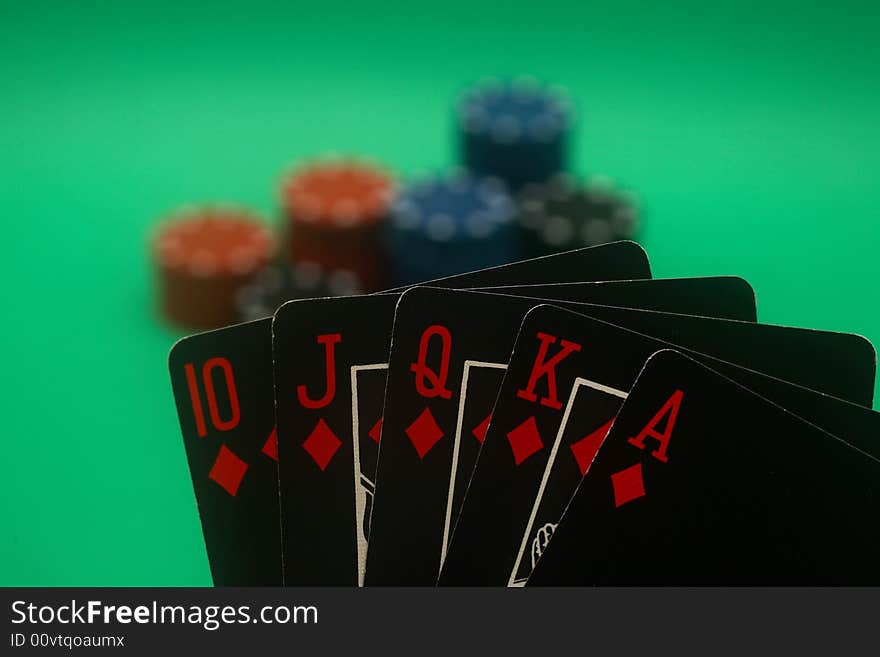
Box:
2 1 878 586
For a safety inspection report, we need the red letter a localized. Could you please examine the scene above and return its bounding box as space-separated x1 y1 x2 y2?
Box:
627 390 683 463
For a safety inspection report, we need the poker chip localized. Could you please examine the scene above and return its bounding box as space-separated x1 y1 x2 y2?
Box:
280 158 394 291
235 261 363 322
386 171 518 284
151 206 275 329
517 175 641 258
458 77 573 190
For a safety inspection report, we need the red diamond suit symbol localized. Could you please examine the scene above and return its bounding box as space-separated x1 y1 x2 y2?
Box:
570 418 614 476
261 426 279 461
302 418 343 471
505 416 544 466
368 417 383 444
405 407 444 459
611 462 646 508
472 414 492 444
209 444 249 496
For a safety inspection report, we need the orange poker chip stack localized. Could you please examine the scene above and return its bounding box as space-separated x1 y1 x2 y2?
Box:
280 158 394 291
151 207 275 329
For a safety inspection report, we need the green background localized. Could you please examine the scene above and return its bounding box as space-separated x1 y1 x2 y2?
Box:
2 1 878 586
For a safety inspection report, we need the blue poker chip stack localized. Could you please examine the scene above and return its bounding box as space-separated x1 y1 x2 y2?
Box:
458 78 573 191
387 172 518 284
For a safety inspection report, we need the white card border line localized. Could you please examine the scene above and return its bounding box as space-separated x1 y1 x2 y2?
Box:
440 360 508 570
351 362 389 587
509 377 628 587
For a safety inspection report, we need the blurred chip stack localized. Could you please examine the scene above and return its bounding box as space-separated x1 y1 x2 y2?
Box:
151 206 275 329
457 77 644 256
280 158 394 292
386 171 517 284
458 77 573 191
148 78 647 327
235 262 363 323
517 175 640 258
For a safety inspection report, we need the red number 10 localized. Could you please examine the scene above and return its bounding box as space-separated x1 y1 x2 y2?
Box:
184 357 241 438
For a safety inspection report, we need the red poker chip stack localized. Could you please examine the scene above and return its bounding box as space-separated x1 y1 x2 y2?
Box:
151 206 276 329
280 158 394 292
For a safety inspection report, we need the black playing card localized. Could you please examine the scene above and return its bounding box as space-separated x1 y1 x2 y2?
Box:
527 349 880 585
479 276 757 321
382 241 651 292
440 305 880 586
170 242 651 586
364 288 875 585
275 276 755 586
168 321 281 586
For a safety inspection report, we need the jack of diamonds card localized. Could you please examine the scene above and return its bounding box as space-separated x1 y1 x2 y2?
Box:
273 295 400 586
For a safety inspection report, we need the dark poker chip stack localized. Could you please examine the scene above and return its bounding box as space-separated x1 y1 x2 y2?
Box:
517 175 641 259
235 261 363 323
386 171 518 285
458 78 573 191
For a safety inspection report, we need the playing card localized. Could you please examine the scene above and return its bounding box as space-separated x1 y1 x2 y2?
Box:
479 276 757 321
168 320 280 586
364 288 875 585
274 276 755 586
171 242 651 585
440 305 880 586
382 240 651 292
527 349 880 585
